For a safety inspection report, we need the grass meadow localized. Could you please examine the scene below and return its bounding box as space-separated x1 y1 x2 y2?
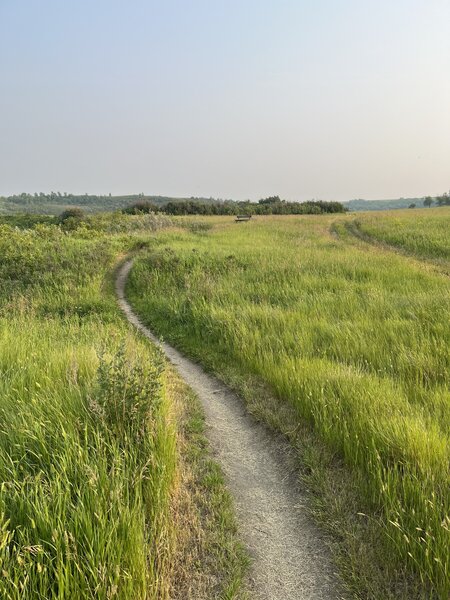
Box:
0 220 244 599
127 209 450 599
350 207 450 264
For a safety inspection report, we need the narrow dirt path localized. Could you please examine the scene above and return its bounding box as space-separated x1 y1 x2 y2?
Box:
116 260 346 600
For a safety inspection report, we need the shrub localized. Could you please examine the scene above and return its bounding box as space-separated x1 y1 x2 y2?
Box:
59 207 85 221
59 207 85 230
95 342 164 442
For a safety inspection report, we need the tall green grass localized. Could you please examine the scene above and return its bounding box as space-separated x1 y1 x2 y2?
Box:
351 207 450 262
0 224 176 599
128 214 450 598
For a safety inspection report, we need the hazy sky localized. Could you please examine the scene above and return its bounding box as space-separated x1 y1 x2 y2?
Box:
1 0 449 201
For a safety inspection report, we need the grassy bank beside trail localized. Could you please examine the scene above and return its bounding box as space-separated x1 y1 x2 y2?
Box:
164 367 248 599
0 221 245 599
127 213 450 599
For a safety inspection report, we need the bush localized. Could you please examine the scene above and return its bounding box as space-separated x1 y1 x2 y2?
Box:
59 207 85 221
59 208 85 230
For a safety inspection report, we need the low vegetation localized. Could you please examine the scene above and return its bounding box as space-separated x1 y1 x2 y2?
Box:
127 210 449 599
0 220 244 599
349 207 450 262
1 207 448 598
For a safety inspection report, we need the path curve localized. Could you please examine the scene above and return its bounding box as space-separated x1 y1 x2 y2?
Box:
116 260 345 600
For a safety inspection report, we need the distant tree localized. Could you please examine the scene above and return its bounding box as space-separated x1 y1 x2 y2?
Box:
409 203 416 208
436 192 449 206
258 196 281 205
123 201 159 214
423 196 433 208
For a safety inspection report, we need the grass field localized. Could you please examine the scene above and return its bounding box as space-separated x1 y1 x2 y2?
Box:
127 209 450 599
350 207 450 263
0 221 245 599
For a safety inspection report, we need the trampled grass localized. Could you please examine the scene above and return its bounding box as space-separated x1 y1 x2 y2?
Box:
127 213 450 598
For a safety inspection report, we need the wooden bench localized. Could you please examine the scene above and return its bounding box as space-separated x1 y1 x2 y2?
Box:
235 215 252 222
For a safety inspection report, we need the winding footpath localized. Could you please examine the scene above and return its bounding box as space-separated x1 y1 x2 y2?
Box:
116 260 346 600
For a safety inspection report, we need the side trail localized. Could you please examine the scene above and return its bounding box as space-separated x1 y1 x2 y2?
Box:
116 260 346 600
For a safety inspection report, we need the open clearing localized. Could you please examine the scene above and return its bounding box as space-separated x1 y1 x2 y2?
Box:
117 260 345 600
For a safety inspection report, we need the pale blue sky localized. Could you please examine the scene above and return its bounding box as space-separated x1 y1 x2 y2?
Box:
1 0 449 200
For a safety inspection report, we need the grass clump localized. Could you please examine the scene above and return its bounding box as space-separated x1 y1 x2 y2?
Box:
0 336 173 599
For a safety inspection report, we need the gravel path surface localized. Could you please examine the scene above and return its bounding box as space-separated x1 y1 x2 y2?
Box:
116 260 346 600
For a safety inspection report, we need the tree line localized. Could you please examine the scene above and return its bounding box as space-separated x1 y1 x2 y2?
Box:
1 192 114 206
422 192 450 208
123 196 346 216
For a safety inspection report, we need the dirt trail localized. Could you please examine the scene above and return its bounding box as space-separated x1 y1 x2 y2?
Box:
116 260 346 600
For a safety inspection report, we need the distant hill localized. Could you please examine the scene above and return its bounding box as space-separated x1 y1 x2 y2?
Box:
1 192 443 216
0 193 224 216
343 198 426 211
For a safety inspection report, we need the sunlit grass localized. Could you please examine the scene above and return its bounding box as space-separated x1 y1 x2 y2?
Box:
352 206 450 261
128 213 450 598
0 225 176 599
